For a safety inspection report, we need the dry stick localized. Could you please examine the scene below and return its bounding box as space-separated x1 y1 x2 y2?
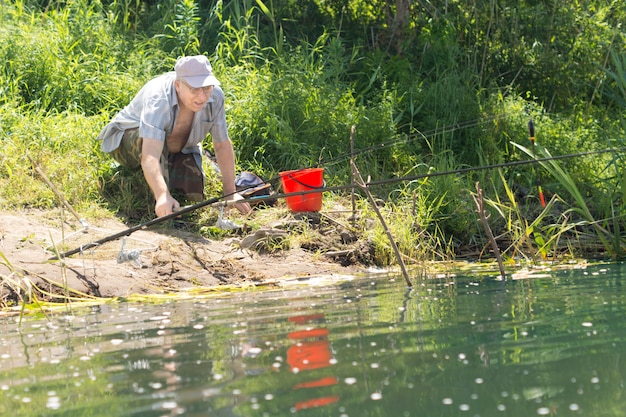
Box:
28 156 88 228
351 160 412 287
350 125 357 226
528 119 546 207
472 182 506 280
28 157 90 295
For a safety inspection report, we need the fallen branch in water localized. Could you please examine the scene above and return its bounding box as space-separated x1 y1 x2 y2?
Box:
351 160 412 287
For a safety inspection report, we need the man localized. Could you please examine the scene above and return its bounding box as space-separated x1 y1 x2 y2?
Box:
97 55 251 217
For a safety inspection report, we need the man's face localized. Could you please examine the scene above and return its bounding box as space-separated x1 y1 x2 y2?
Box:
175 80 214 112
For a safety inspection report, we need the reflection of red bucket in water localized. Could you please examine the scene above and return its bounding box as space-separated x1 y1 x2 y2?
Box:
279 168 324 212
287 328 329 340
288 313 325 324
294 395 340 411
287 340 332 371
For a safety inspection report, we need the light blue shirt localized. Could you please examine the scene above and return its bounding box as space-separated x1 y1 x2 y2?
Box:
96 71 229 156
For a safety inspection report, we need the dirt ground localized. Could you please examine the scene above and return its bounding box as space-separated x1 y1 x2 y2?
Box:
0 208 374 303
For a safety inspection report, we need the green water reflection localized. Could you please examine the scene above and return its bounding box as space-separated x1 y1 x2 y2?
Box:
2 262 626 416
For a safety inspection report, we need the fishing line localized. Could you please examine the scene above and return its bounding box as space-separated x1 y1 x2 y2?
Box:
318 114 505 168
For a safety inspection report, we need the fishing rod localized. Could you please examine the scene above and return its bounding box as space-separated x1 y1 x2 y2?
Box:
52 145 626 259
196 146 626 206
51 166 328 259
52 164 318 258
51 193 225 259
362 146 626 187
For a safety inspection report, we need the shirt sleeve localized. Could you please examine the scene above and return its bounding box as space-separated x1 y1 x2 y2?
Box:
138 95 171 141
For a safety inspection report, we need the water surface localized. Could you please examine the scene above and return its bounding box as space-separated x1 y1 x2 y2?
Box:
2 263 626 416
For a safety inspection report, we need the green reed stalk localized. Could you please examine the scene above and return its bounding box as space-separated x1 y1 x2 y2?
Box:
513 142 618 257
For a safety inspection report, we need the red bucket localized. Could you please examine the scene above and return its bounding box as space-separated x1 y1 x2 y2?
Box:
279 168 324 212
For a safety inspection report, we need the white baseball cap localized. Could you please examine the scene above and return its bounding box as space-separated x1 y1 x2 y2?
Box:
174 55 221 88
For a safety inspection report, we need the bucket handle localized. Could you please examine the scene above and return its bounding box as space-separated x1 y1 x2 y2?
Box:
288 173 326 190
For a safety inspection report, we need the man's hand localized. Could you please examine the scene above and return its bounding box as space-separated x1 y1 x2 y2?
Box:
213 141 252 215
227 192 251 215
141 138 181 218
155 193 180 217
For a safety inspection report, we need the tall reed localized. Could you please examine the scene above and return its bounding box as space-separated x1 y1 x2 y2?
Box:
514 142 623 258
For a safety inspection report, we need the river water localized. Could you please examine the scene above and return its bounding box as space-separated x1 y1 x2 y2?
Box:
2 262 626 416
